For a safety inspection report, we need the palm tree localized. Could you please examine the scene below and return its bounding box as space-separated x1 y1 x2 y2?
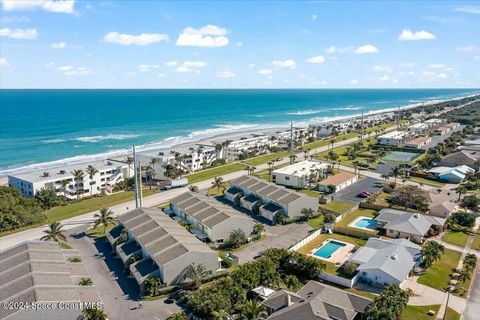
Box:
148 158 157 187
421 241 444 269
125 156 133 178
41 221 66 243
145 276 162 296
300 208 315 220
168 312 188 320
80 307 107 320
390 166 402 185
456 184 467 202
241 300 267 320
253 222 265 236
229 228 247 248
79 278 93 286
85 165 99 197
463 254 477 273
188 185 199 192
93 207 116 234
185 263 209 289
60 179 69 198
71 169 84 199
211 176 225 195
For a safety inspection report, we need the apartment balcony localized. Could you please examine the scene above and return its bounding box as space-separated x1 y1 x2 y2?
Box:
240 194 261 211
116 239 142 265
130 257 160 286
259 203 283 222
106 225 124 246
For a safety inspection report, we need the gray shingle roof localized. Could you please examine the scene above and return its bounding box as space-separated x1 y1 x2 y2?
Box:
349 238 421 283
376 208 445 236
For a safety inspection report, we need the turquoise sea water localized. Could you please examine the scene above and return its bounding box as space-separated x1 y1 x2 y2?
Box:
313 240 346 259
0 89 478 176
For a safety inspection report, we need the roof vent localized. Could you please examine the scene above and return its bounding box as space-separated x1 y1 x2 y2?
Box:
391 254 398 260
59 170 66 174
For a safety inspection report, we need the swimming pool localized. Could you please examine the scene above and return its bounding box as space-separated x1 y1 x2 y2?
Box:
353 217 377 230
382 151 421 163
313 240 347 259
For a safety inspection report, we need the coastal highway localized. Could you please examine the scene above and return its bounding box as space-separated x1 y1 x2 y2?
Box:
0 123 438 250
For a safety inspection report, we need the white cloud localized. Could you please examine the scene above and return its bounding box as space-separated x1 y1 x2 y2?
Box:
353 44 378 54
455 46 478 53
421 70 449 79
399 62 415 68
176 66 191 73
325 45 352 54
258 69 273 75
216 70 236 78
183 61 207 68
0 28 37 39
56 65 91 76
104 32 169 46
137 64 160 72
350 79 359 85
176 24 229 48
454 6 480 14
248 63 256 68
164 61 178 67
428 63 446 68
45 62 55 67
0 15 30 23
311 14 317 21
272 59 296 69
0 56 9 67
157 73 167 78
305 55 325 64
1 0 76 14
50 41 66 49
372 65 392 73
398 29 436 41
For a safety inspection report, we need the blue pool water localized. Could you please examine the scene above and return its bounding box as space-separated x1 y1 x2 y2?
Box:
354 218 378 230
313 240 346 259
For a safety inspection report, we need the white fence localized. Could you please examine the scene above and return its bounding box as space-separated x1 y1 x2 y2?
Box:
289 229 323 252
319 272 359 288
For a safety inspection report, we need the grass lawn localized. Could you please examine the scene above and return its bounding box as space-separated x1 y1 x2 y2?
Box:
441 229 470 247
365 123 395 134
311 141 375 168
471 235 480 251
45 189 157 222
307 215 324 229
320 201 355 215
407 176 447 188
243 152 288 166
299 189 323 198
185 163 246 184
303 132 358 150
87 223 116 239
402 305 440 320
296 233 366 255
59 242 73 249
335 208 379 233
418 248 462 291
372 191 391 207
444 307 461 320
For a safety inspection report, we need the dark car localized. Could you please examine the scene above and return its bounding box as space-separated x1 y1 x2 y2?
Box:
165 297 175 304
356 193 369 198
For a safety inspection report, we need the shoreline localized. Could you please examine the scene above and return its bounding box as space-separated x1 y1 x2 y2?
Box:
1 92 477 180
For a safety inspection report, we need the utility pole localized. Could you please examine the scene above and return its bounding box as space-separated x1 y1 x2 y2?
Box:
360 109 364 143
289 121 294 164
132 145 139 208
138 162 143 207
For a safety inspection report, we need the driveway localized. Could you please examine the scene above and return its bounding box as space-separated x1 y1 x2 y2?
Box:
66 227 181 320
334 176 383 204
233 223 313 264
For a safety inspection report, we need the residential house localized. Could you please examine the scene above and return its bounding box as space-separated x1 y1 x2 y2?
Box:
317 172 358 193
426 193 456 219
377 130 411 146
271 160 329 189
434 126 451 135
227 175 318 221
439 150 480 169
264 280 372 320
349 238 421 287
463 139 480 146
407 123 429 134
169 192 254 243
107 208 218 291
0 241 102 320
427 165 475 183
445 122 460 130
222 135 271 161
8 159 131 199
405 136 432 149
374 208 445 243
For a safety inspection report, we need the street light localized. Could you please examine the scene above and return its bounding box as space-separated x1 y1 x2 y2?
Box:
442 285 454 320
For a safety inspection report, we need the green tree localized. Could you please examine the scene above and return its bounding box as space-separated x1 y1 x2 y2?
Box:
211 176 225 195
34 187 59 209
85 165 99 197
449 211 475 228
185 263 209 289
80 307 107 320
421 241 444 269
463 253 477 273
390 166 402 185
40 221 66 243
253 223 265 235
300 207 315 221
79 278 93 286
125 156 133 178
93 207 116 234
189 185 199 192
365 285 411 320
60 179 70 199
229 228 247 248
168 312 188 320
145 276 162 296
240 300 267 320
71 169 84 199
455 184 467 202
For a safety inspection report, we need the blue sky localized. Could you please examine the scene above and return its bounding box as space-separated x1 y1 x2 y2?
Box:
1 0 479 88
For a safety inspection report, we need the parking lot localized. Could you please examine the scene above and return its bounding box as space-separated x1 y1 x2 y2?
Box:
334 176 383 204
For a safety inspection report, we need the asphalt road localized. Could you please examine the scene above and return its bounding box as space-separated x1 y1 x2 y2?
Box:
334 176 383 204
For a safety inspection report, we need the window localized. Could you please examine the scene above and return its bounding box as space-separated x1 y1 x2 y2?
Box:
285 177 289 180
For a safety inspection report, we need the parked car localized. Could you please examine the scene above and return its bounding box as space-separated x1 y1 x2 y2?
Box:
356 193 369 198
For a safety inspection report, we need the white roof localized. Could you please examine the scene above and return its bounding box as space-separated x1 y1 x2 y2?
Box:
272 160 328 176
252 286 275 298
378 130 409 140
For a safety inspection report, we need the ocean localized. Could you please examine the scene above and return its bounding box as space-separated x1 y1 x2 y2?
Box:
1 89 478 176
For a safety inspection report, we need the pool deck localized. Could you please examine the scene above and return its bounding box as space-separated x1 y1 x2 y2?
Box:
348 216 378 232
308 239 355 264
